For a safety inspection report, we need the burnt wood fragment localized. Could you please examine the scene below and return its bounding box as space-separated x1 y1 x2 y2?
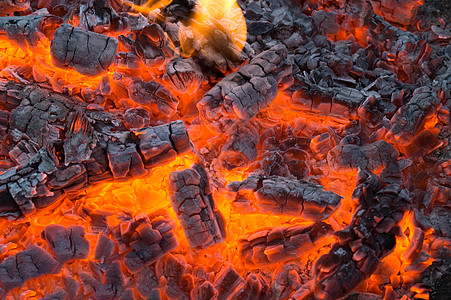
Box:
41 224 90 264
227 174 342 220
314 184 411 300
0 0 30 15
112 212 178 273
51 24 118 76
168 163 226 249
156 254 193 299
0 245 59 291
197 44 292 134
0 14 62 51
164 57 204 94
239 222 333 265
327 140 399 171
387 86 441 146
213 265 245 300
135 23 173 68
369 0 423 25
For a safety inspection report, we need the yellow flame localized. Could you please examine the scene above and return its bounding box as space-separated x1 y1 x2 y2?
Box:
121 0 173 15
180 0 247 59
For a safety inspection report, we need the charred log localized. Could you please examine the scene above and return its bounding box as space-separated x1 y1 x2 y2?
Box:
239 222 333 265
168 163 226 249
227 174 342 220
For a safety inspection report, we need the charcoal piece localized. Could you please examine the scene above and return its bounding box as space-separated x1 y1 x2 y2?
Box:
137 120 191 168
123 107 150 129
168 163 226 249
311 10 340 35
0 15 62 51
47 164 87 190
239 222 332 265
95 233 115 264
272 264 303 299
136 265 160 298
314 184 411 300
400 130 443 158
0 0 29 15
39 288 68 300
79 0 126 33
352 169 381 207
51 24 118 76
369 0 423 25
197 44 292 133
156 254 193 299
218 124 259 170
128 80 178 117
234 273 270 300
192 281 217 300
135 23 172 68
41 224 90 263
95 261 126 299
327 140 398 171
107 142 146 179
0 245 58 291
164 57 204 94
227 174 342 221
213 265 245 300
310 132 336 160
113 213 178 273
62 275 81 298
386 86 441 146
402 227 425 263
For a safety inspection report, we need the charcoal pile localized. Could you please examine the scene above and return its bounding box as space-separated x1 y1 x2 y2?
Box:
0 0 449 299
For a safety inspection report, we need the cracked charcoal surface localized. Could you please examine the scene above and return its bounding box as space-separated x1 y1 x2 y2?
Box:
0 81 191 218
51 24 118 76
197 44 292 134
227 174 342 221
313 183 412 300
239 222 333 265
168 163 226 249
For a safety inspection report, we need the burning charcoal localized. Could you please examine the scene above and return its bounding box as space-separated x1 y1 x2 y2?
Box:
218 123 259 170
40 288 68 300
128 79 179 117
327 140 399 171
239 222 332 265
386 86 441 146
197 44 292 133
79 0 127 33
41 224 90 264
234 273 270 300
168 163 226 249
123 107 150 129
164 57 204 94
136 265 160 299
135 23 172 68
213 265 245 300
192 281 217 300
95 233 115 264
107 142 146 179
95 261 126 299
402 227 425 263
369 0 423 25
227 174 342 221
156 254 193 299
272 264 303 299
314 184 411 299
0 15 62 51
137 120 191 168
51 24 118 76
311 10 340 35
0 245 58 291
113 213 179 273
0 0 30 15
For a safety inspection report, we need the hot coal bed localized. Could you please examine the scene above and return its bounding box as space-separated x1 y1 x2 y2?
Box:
0 0 449 299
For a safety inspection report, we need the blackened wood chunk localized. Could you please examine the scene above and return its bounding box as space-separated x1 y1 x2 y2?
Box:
128 80 178 117
213 265 245 300
156 254 193 299
114 214 178 273
136 265 160 299
369 0 423 25
135 23 172 68
327 140 398 171
192 281 217 300
0 0 30 15
0 15 62 50
137 120 191 168
41 224 90 263
227 174 342 221
168 163 226 249
0 245 59 291
235 273 270 300
107 141 146 179
95 233 115 264
164 57 204 94
387 86 441 146
197 44 292 133
314 184 411 300
39 288 68 300
239 222 332 265
95 261 126 299
219 124 259 170
51 24 118 76
272 264 303 299
311 10 340 35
